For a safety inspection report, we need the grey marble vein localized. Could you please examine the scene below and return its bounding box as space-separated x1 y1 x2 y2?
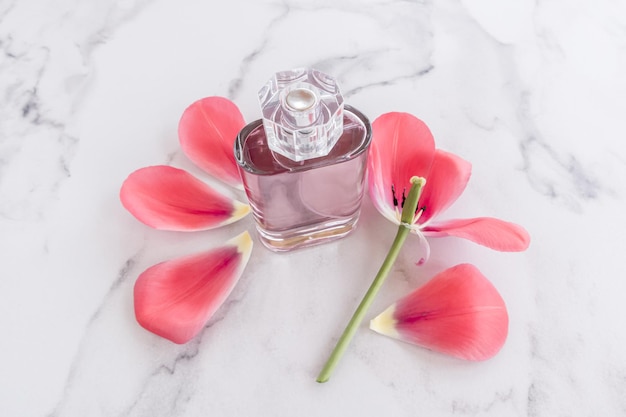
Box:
228 4 291 100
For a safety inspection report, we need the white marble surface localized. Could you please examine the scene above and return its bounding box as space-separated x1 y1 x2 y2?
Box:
2 0 626 415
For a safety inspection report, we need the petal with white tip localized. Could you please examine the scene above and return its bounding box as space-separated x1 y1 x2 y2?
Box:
120 165 249 231
370 264 508 361
134 231 254 344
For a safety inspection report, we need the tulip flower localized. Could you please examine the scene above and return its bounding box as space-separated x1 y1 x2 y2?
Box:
120 97 253 343
317 113 529 383
370 263 508 361
368 112 530 263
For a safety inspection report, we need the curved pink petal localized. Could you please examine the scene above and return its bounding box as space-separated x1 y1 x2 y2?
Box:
178 97 245 188
120 165 249 231
422 217 530 251
368 113 436 220
370 263 508 361
134 231 253 344
418 149 471 225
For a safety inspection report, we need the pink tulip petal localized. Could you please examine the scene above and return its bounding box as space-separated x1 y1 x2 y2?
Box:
370 264 508 361
422 217 530 252
368 113 436 219
134 231 253 344
120 165 250 231
418 149 471 225
178 97 245 188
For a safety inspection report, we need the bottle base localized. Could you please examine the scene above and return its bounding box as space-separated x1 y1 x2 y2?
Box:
255 213 361 252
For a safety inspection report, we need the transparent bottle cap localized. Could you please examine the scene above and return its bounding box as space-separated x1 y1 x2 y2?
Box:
258 68 344 162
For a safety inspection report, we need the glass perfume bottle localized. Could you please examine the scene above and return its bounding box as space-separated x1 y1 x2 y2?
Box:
234 68 372 251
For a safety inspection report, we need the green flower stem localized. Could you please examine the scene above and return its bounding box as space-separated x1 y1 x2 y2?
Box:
316 224 409 383
316 176 425 383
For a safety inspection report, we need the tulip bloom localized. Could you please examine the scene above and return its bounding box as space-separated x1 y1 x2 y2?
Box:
120 97 253 343
317 113 529 383
368 112 530 263
370 263 508 361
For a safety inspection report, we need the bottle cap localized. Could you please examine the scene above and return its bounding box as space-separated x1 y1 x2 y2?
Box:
258 68 344 162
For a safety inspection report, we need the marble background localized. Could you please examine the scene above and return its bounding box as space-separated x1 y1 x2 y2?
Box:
2 0 626 416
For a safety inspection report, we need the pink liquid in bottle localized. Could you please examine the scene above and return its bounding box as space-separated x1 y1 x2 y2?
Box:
235 108 370 251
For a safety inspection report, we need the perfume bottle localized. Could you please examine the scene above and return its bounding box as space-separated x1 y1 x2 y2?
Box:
234 68 372 251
